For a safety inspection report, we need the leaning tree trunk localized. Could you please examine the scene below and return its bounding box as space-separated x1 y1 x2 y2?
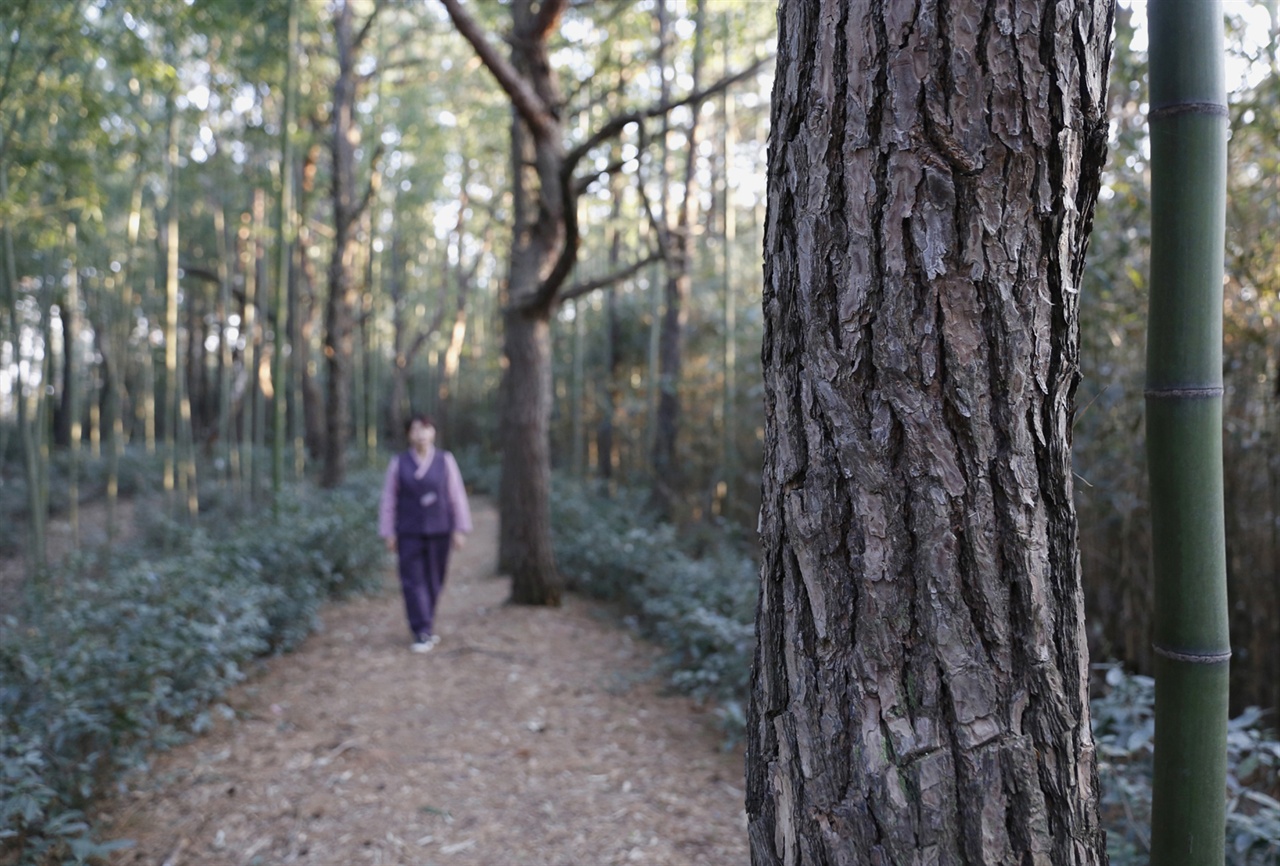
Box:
747 1 1114 864
1146 1 1230 863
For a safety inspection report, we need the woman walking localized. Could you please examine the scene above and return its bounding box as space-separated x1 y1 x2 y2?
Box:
378 413 472 652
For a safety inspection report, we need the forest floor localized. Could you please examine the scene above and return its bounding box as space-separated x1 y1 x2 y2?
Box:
93 499 750 866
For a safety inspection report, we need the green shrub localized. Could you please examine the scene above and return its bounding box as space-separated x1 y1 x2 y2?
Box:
0 473 385 864
1093 663 1280 865
550 480 757 729
549 475 1280 861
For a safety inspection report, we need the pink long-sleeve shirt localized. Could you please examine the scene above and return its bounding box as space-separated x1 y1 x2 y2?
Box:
378 449 473 538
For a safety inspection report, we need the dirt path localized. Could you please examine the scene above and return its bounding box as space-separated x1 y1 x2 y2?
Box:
99 501 749 866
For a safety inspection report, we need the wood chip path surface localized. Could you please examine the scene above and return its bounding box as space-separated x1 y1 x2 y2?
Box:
99 500 749 866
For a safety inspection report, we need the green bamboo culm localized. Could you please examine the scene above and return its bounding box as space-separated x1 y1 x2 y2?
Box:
1146 1 1231 864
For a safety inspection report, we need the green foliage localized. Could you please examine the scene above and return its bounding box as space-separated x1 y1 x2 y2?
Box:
1093 664 1280 865
0 445 164 557
0 474 385 863
549 478 756 732
548 472 1280 859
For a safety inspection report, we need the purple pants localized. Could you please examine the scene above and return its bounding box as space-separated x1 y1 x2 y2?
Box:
396 534 452 639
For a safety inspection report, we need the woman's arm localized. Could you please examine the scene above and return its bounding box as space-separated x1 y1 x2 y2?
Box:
444 452 473 535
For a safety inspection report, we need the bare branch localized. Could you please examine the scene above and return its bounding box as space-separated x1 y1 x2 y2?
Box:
438 0 558 142
355 144 386 221
351 0 385 54
574 157 631 196
560 252 660 303
564 55 772 174
361 55 434 83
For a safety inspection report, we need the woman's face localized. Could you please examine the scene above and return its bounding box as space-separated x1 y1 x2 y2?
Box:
408 420 436 450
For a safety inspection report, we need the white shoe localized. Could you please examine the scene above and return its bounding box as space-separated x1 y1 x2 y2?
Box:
411 636 434 653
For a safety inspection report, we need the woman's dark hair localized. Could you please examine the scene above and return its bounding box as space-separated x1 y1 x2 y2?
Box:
404 412 434 434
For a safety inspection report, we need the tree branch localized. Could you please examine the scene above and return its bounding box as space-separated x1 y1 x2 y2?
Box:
438 0 558 142
564 55 772 174
351 0 385 54
531 0 569 42
355 144 386 221
574 157 631 196
559 252 660 303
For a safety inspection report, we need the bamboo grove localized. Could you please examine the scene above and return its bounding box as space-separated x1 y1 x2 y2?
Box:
0 0 1278 719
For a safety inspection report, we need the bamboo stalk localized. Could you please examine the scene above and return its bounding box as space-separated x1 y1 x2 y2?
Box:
1146 1 1231 863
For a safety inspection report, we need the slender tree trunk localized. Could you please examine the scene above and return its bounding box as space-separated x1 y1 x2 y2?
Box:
597 289 619 494
240 194 263 500
322 0 367 488
106 260 136 543
212 189 234 483
747 2 1113 863
273 0 297 502
650 0 706 519
142 278 156 457
569 299 585 477
597 178 625 495
0 167 45 574
297 144 326 462
64 221 81 546
163 95 181 502
364 224 380 458
718 54 736 516
1146 1 1230 862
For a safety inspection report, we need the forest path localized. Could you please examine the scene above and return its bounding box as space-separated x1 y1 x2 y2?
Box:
100 499 749 866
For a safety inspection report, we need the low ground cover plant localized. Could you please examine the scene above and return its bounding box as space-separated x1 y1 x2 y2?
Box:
546 474 1280 864
0 473 384 864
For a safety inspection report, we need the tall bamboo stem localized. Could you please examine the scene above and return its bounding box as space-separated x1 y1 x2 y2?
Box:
1147 2 1231 863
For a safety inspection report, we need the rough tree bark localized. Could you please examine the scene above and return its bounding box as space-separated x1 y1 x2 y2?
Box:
747 1 1114 864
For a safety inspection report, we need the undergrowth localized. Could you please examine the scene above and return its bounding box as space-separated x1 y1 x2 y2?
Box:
540 470 1280 865
0 472 384 865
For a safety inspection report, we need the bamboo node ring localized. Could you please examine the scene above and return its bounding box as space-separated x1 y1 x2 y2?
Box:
1143 386 1223 399
1149 101 1230 120
1152 644 1232 665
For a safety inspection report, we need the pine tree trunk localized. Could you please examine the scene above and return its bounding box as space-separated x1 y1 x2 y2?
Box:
490 0 568 605
748 2 1113 863
499 305 560 605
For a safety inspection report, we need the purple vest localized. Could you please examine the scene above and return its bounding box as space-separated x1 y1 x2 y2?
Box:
395 450 453 537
